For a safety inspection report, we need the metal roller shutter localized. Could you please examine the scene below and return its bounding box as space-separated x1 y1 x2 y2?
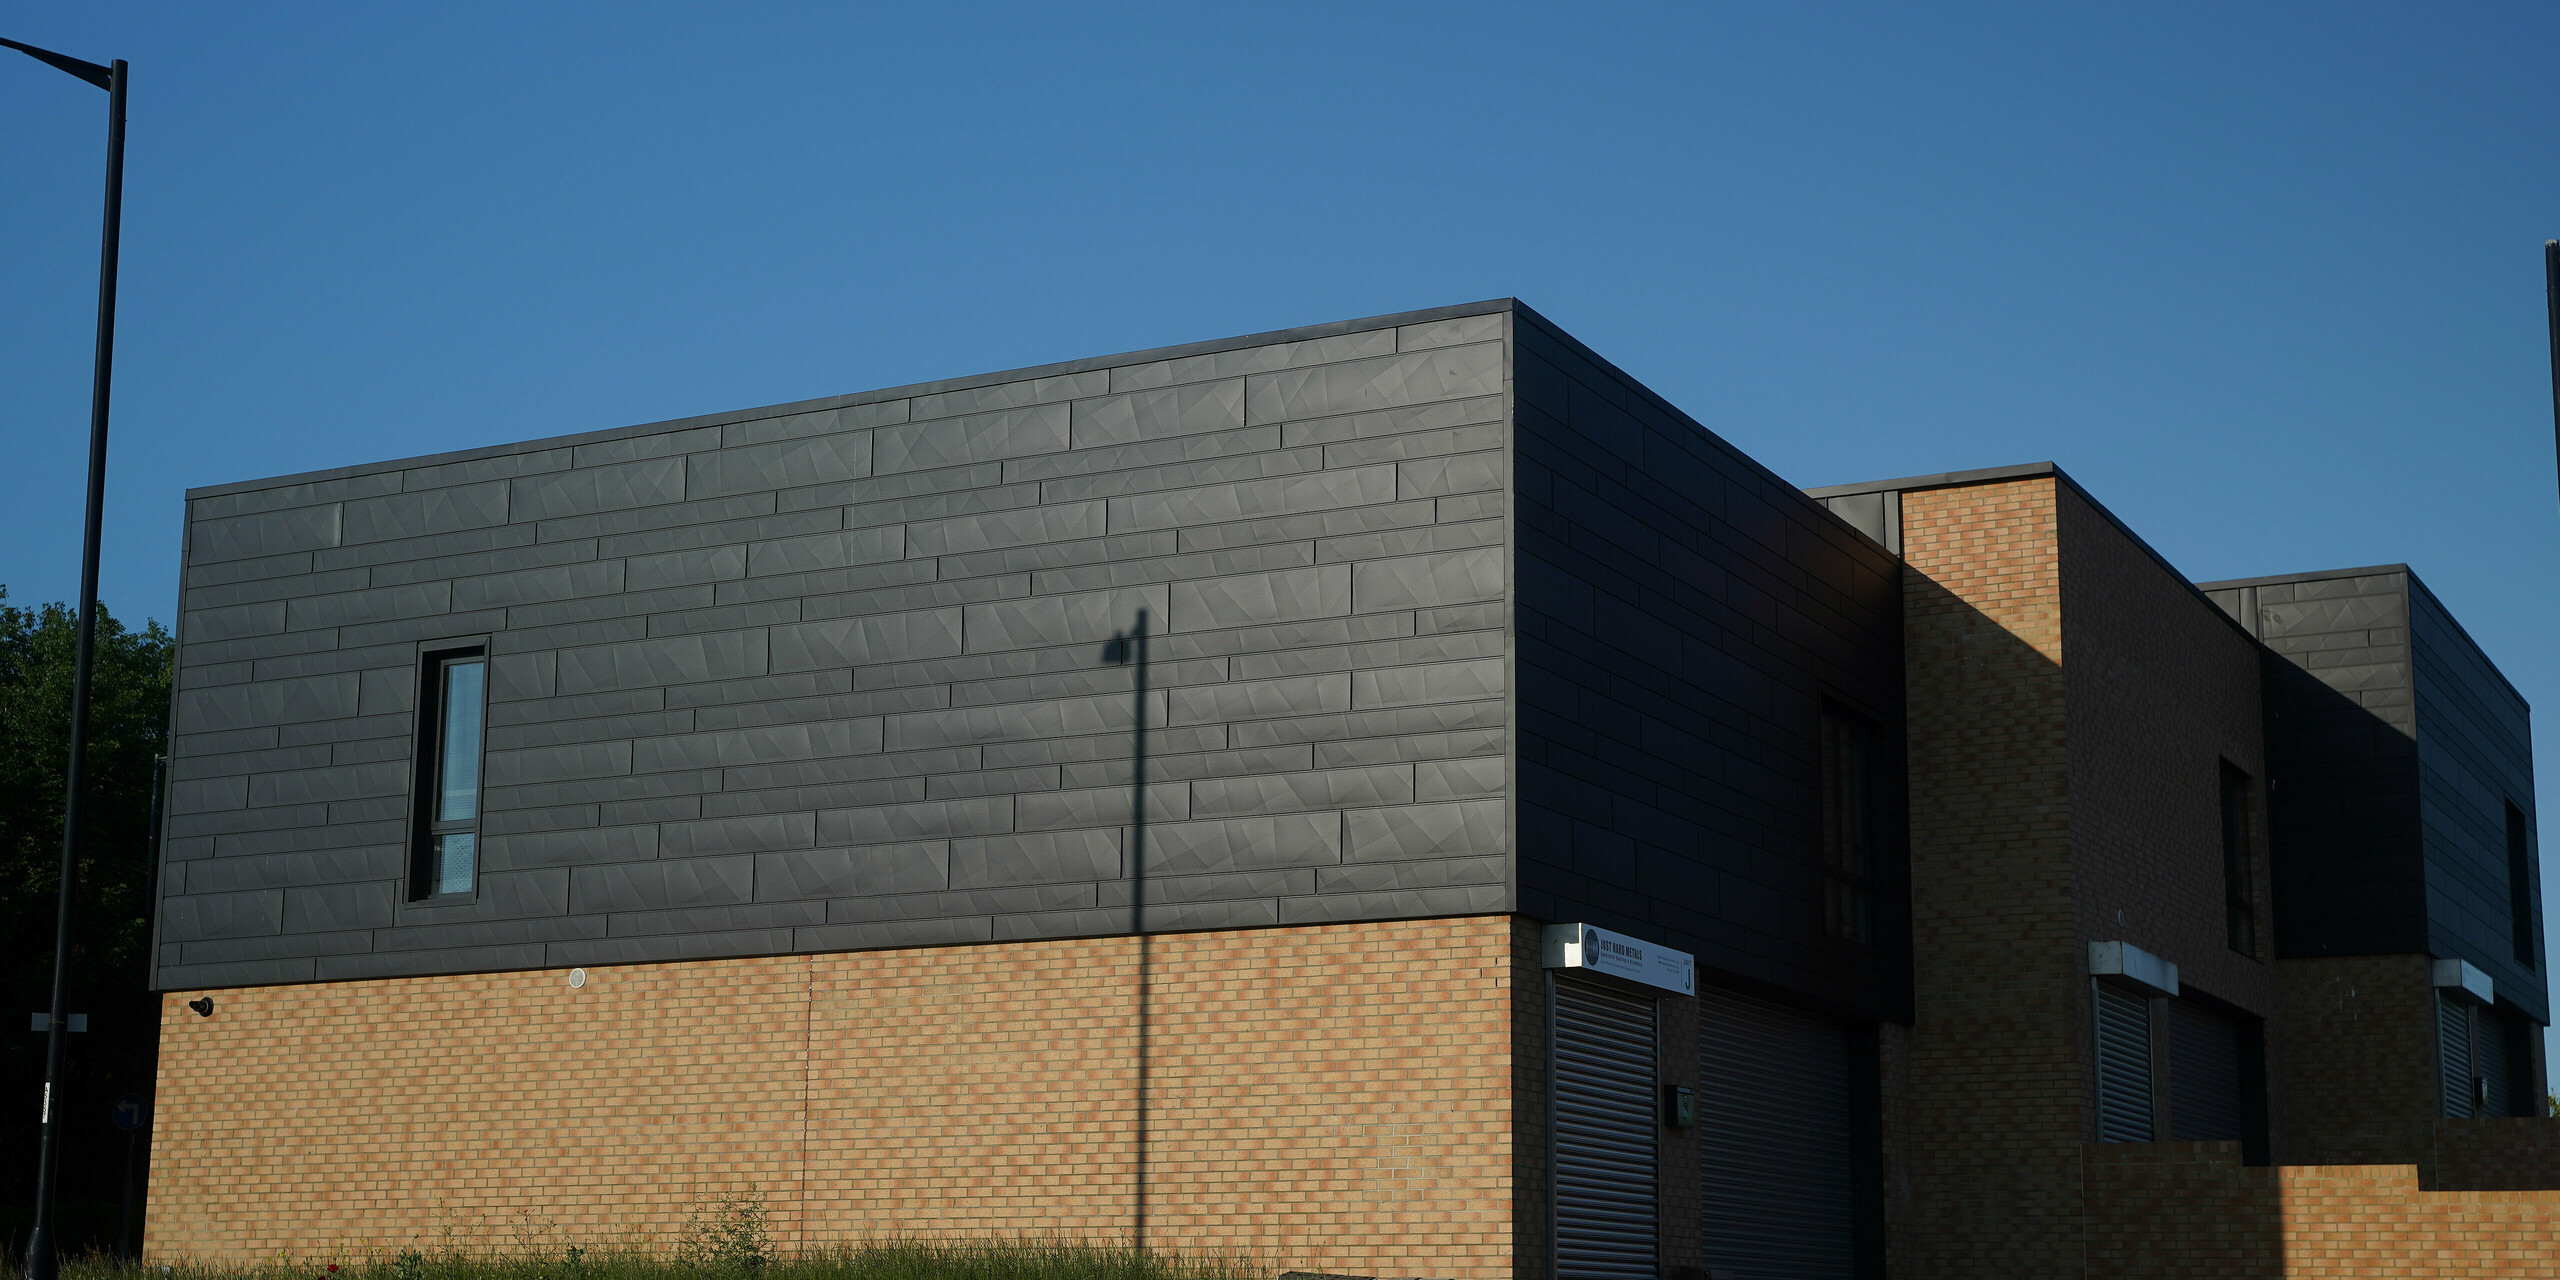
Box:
1553 976 1658 1280
2439 992 2475 1118
2477 1005 2512 1117
2094 982 2154 1142
1696 986 1856 1280
2167 998 2243 1143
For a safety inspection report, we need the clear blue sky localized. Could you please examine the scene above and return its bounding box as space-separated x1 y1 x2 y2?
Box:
8 5 2560 1047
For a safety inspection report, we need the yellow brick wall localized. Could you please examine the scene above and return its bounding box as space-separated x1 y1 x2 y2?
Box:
148 916 1524 1272
1897 477 2091 1274
2085 1142 2560 1278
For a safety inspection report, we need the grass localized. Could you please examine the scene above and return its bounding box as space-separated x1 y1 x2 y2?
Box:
52 1239 1273 1280
38 1190 1275 1280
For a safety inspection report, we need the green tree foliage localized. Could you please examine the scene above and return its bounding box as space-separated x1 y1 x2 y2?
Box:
0 587 172 1246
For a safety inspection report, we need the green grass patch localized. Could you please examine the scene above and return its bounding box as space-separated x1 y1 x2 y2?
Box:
48 1189 1273 1280
58 1237 1271 1280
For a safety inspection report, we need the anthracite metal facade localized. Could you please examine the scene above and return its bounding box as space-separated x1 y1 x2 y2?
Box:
150 299 1913 1028
2201 566 2546 1024
1512 314 1909 1023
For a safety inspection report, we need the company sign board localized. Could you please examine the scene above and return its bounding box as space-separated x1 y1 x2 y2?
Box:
1541 922 1696 996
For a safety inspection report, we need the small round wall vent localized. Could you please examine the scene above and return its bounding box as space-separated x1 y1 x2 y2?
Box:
568 968 587 990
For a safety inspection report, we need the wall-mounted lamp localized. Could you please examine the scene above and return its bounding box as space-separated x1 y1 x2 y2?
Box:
186 997 213 1018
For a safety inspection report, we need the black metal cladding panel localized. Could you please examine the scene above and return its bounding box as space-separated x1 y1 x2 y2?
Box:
152 304 1524 989
1509 311 1910 1024
2409 581 2546 1024
2238 571 2430 959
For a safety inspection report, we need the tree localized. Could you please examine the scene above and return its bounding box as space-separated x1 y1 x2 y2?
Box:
0 587 172 1251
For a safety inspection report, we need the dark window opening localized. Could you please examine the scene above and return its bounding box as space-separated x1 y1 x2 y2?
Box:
2508 801 2536 970
410 649 486 900
1820 707 1874 945
2220 762 2257 958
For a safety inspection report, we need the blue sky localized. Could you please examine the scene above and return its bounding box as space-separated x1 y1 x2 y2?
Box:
7 5 2559 1044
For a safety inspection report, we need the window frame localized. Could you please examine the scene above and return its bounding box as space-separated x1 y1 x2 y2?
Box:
2219 761 2259 959
1819 703 1876 946
2507 800 2536 970
409 645 490 903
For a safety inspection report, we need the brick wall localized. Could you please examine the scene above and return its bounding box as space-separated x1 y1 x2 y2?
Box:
2052 482 2283 1146
1507 919 1551 1280
1656 983 1700 1277
2083 1142 2282 1277
1876 1020 1915 1277
2277 954 2440 1167
149 916 1521 1271
1896 477 2088 1274
2437 1117 2560 1191
2276 1162 2560 1278
2086 1143 2560 1278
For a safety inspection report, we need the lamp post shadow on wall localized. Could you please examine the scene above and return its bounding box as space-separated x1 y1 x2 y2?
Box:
1104 612 1151 1249
1 35 128 1280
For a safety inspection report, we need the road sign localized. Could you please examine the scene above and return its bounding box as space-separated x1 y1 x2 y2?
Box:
110 1094 146 1132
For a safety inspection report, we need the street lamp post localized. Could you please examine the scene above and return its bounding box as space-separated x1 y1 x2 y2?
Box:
1 36 127 1280
2545 240 2559 509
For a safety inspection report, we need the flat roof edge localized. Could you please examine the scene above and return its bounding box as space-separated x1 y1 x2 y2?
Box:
186 297 1522 502
2193 564 2412 592
1802 461 2058 499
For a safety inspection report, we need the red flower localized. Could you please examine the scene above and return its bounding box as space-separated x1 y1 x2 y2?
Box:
327 1268 339 1273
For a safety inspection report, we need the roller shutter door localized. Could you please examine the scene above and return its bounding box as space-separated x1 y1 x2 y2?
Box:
2094 982 2154 1142
1697 986 1856 1280
2477 1005 2512 1117
2439 992 2475 1118
1553 976 1657 1280
2167 998 2243 1142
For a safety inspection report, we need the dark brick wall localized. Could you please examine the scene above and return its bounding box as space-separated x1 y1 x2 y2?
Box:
1507 307 1911 1024
2053 481 2283 1152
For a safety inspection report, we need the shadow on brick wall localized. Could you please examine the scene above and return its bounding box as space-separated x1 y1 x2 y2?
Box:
2431 1117 2560 1191
2084 1142 2282 1278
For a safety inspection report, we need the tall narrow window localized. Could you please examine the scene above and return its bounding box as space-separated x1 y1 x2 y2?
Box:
2508 801 2537 969
2220 763 2257 958
413 650 486 899
1820 707 1874 944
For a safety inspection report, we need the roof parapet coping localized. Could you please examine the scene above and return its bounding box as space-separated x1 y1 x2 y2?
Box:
2090 940 2181 999
2434 957 2495 1006
187 297 1524 502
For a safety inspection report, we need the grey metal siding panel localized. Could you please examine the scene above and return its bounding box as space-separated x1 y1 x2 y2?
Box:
2409 581 2546 1023
155 309 1518 986
2244 571 2430 959
1511 311 1909 1024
